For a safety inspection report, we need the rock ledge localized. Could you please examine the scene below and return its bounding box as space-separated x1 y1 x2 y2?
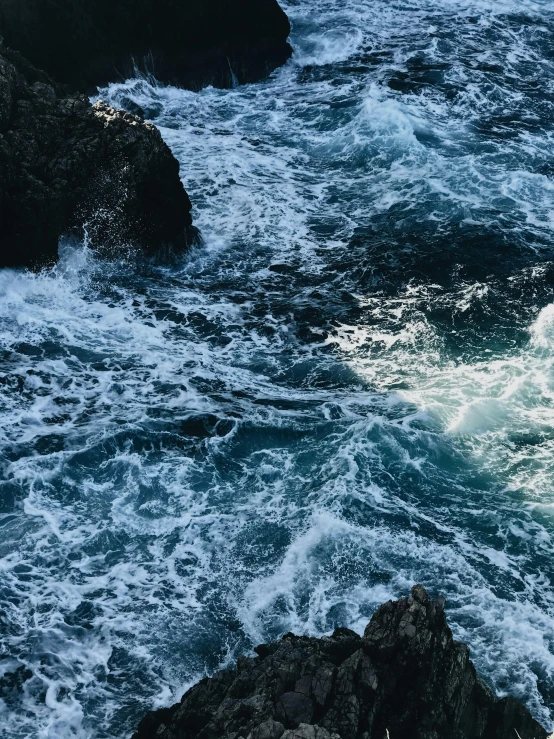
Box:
0 44 197 268
0 0 292 92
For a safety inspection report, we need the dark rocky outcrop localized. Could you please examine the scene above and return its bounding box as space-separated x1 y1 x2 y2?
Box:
0 44 197 268
0 0 292 93
132 586 549 739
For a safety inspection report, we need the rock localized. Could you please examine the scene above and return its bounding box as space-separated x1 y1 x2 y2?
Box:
276 692 314 728
248 719 285 739
0 0 292 93
281 725 340 739
0 44 197 268
131 586 549 739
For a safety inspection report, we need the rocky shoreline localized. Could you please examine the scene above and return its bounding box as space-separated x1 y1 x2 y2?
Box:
0 0 292 93
132 587 548 739
0 0 292 268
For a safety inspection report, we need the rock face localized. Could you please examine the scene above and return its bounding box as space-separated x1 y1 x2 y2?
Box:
0 45 197 268
0 0 292 92
132 586 548 739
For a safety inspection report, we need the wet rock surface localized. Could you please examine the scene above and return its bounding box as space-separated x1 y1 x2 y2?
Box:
0 0 292 92
0 44 197 268
132 586 547 739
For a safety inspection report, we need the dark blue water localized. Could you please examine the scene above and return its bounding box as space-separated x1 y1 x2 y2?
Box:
2 1 554 736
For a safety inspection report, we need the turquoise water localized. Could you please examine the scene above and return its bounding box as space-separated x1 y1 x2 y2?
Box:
1 0 554 736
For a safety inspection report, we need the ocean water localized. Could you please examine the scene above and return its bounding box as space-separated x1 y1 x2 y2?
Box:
2 0 554 736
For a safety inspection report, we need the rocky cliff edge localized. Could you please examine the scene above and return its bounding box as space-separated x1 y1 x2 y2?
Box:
132 586 549 739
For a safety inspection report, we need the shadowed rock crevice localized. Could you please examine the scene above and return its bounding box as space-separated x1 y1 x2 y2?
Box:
132 586 548 739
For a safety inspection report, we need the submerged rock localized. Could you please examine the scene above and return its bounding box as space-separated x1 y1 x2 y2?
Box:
132 586 548 739
0 0 292 93
0 45 197 268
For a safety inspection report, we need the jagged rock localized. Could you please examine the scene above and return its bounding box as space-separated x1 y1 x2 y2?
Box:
0 0 292 93
276 691 314 727
0 44 197 268
132 586 548 739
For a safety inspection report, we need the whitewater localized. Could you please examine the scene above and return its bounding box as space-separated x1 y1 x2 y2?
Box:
2 0 554 736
